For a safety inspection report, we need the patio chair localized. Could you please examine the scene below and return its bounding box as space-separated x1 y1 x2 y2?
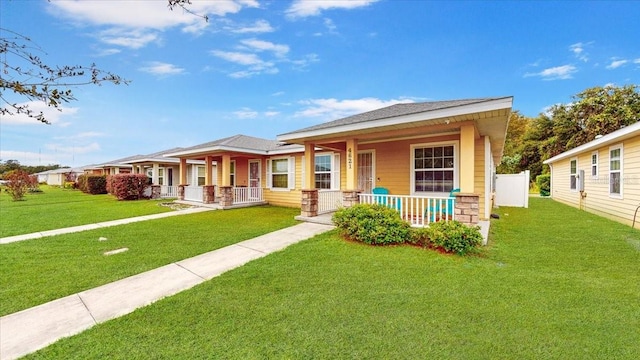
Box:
427 188 460 222
372 187 402 212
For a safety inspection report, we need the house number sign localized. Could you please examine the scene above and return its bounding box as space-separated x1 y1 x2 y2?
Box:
348 148 353 169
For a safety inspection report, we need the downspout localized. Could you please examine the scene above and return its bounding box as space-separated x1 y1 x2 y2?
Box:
633 203 640 229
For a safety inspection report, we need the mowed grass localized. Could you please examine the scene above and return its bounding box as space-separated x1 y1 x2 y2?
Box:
0 205 299 316
25 198 640 359
0 185 173 237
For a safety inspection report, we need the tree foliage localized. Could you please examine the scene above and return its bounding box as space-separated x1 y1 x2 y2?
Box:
0 160 63 179
498 84 639 181
0 28 128 124
3 169 37 201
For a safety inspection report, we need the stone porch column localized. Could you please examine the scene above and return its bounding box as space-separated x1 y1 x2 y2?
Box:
203 185 215 204
301 189 318 217
342 190 361 208
454 193 479 225
178 185 185 201
219 186 233 207
151 185 161 199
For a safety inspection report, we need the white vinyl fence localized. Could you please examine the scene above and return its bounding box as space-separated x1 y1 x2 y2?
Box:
495 170 530 208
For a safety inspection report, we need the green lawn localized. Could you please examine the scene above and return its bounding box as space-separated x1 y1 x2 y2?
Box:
0 185 174 237
23 198 640 359
0 206 300 316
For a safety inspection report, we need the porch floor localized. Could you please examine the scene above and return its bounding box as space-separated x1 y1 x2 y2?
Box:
295 212 334 226
174 200 268 210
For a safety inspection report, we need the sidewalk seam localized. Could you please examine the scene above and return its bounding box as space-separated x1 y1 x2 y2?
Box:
76 294 98 326
174 263 207 281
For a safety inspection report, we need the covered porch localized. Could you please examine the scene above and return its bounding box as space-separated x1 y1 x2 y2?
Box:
278 97 514 226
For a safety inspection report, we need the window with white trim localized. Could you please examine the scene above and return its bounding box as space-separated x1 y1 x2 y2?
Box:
591 151 598 178
413 145 456 192
230 161 236 186
315 154 333 189
267 157 295 190
609 145 622 196
569 158 577 191
196 166 205 186
158 168 165 186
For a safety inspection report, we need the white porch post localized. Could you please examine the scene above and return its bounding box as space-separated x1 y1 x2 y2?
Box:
152 163 159 185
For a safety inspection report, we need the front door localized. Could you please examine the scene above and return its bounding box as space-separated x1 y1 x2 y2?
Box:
358 151 374 193
167 168 173 186
249 160 261 199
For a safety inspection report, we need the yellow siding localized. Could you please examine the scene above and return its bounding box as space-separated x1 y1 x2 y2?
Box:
262 154 303 208
474 137 487 219
550 136 640 229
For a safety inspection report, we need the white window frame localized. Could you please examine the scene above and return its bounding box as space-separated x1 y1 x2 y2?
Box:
591 151 599 179
569 158 578 191
230 160 236 187
267 156 295 191
194 165 205 186
157 167 165 186
302 153 341 191
609 144 623 198
410 141 459 196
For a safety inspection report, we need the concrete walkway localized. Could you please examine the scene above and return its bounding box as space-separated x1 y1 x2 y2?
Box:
0 207 215 244
0 222 334 360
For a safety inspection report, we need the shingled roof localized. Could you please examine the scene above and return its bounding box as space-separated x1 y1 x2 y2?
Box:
163 134 303 158
279 98 508 137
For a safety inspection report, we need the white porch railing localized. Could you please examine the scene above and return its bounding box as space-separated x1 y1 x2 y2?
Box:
234 187 263 204
184 186 203 202
161 185 178 198
358 194 455 226
318 190 343 214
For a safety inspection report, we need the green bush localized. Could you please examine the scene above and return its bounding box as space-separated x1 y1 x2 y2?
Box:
536 174 551 196
427 220 482 255
332 203 411 245
107 174 149 200
76 174 107 194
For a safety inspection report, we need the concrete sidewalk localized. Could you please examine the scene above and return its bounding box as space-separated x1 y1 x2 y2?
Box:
0 207 215 244
0 222 334 360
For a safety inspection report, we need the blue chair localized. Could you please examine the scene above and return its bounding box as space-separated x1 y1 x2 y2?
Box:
427 188 460 222
372 187 389 205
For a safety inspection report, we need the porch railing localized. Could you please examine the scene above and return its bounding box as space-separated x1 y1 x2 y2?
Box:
161 185 178 198
184 186 203 202
234 187 263 204
358 194 455 226
318 190 343 214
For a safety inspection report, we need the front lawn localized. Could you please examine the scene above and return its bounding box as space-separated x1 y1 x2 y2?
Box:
0 185 173 237
24 198 640 359
0 206 300 316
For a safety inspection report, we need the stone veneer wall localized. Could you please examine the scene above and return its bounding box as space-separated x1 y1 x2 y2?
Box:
454 193 479 225
301 189 318 217
341 190 361 208
203 185 215 204
219 186 233 207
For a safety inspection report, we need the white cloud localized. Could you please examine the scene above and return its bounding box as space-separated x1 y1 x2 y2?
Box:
232 20 275 33
139 62 186 76
211 50 278 77
286 0 379 19
94 48 122 57
524 65 577 80
324 18 338 34
234 108 259 119
264 111 280 117
569 42 591 62
240 39 290 57
290 53 320 70
634 58 640 64
606 59 628 69
97 28 160 49
44 142 101 155
48 0 259 47
0 101 78 126
295 97 414 120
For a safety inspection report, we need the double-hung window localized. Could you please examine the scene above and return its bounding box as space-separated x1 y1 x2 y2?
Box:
609 145 622 197
413 144 456 193
158 168 165 186
591 151 598 178
195 166 205 186
229 161 236 186
315 154 333 189
267 157 295 190
569 158 577 191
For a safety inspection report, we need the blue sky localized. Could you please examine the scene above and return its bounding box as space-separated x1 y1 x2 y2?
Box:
1 0 639 167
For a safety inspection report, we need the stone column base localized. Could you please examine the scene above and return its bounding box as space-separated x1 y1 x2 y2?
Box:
454 193 480 225
178 185 186 201
151 185 161 199
219 186 233 207
203 185 215 204
342 190 361 208
301 189 318 217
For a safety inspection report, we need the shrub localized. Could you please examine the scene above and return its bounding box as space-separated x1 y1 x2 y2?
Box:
426 220 482 255
63 181 76 189
4 170 32 201
107 174 149 200
332 203 411 245
536 174 551 196
76 174 107 194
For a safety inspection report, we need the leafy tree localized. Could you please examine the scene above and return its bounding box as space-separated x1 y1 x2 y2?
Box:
3 169 35 201
1 28 128 124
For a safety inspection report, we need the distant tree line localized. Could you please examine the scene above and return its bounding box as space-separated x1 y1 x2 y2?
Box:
497 84 640 181
0 160 65 179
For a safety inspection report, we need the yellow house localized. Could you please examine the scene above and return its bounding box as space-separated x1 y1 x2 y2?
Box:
543 122 640 230
166 98 513 227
